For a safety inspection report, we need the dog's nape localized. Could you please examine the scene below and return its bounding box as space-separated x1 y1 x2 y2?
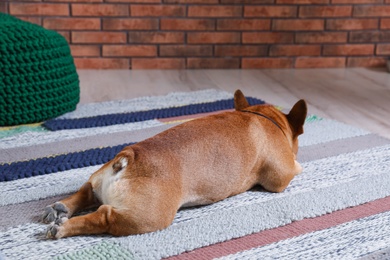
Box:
233 89 307 137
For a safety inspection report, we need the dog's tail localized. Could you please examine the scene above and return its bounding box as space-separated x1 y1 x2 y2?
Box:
112 147 134 174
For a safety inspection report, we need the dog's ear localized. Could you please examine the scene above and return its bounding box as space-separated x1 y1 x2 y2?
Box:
234 89 250 111
286 99 307 136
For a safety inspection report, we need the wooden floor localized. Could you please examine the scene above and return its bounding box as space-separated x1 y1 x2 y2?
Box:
78 68 390 139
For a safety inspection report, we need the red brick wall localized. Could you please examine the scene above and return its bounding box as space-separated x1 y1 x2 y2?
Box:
2 1 390 69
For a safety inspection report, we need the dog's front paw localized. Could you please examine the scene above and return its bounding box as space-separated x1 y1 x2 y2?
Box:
42 202 69 224
294 160 303 175
46 223 64 239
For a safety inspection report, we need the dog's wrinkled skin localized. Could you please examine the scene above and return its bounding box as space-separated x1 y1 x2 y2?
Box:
42 90 307 239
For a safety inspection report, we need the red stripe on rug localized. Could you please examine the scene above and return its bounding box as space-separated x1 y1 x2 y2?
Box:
167 196 390 260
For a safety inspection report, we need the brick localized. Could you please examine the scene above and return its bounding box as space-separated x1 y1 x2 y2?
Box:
46 0 102 2
129 32 184 43
159 45 213 57
296 32 347 43
272 19 324 31
332 0 381 3
103 45 156 57
242 58 293 69
217 19 270 31
353 6 390 17
72 4 128 16
269 45 321 56
131 5 185 17
16 17 42 25
276 0 329 4
163 0 218 3
243 32 294 44
381 19 390 29
187 32 240 44
0 2 8 13
70 45 101 57
106 0 160 2
187 58 240 69
74 58 129 69
161 19 215 31
221 0 274 2
104 0 161 1
326 19 378 30
295 57 346 68
215 45 268 57
376 44 390 55
43 18 100 30
350 31 390 43
244 6 297 18
72 32 127 44
323 44 374 56
299 6 352 18
103 18 158 30
9 3 69 16
58 31 71 43
132 58 185 69
347 57 386 67
188 5 242 17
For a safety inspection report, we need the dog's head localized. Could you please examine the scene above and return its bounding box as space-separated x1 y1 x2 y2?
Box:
234 89 307 155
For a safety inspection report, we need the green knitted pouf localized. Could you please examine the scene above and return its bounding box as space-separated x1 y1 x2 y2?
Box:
0 13 80 126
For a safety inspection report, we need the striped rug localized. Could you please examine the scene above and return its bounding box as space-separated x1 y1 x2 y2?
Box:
1 89 389 260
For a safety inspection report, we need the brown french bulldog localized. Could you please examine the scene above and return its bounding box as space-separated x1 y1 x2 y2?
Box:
42 90 307 239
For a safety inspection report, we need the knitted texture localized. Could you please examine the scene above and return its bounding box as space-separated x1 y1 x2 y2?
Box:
0 142 134 182
43 97 265 130
0 13 79 126
1 91 390 259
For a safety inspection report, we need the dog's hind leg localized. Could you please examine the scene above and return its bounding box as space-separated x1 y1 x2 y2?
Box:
46 204 175 239
42 182 99 224
46 205 128 238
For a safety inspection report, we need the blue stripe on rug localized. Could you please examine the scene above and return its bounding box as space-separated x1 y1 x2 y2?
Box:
0 143 134 182
43 98 265 131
